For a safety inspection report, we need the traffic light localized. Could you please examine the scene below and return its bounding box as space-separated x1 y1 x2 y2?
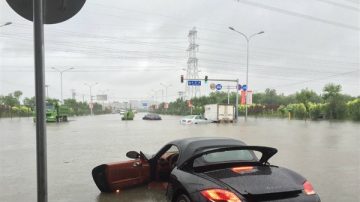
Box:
181 75 184 83
205 75 208 83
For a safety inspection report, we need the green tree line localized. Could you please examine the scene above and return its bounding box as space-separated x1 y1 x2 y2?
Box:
0 91 111 118
154 83 360 121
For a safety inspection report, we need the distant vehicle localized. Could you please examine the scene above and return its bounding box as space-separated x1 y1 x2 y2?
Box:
143 113 162 120
119 109 126 115
180 115 210 124
121 110 134 120
204 104 235 123
92 137 320 202
34 101 70 122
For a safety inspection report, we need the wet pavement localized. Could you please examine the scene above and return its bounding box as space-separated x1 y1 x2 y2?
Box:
0 114 359 202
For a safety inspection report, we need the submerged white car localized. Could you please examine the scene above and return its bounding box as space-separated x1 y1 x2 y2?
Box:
180 115 211 124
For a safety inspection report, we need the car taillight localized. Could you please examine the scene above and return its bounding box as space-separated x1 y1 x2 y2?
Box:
231 166 254 173
303 181 316 195
201 189 242 202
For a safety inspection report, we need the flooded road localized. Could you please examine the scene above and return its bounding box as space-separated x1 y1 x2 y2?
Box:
1 114 359 202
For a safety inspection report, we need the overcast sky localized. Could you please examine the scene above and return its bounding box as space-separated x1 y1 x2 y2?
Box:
1 0 359 103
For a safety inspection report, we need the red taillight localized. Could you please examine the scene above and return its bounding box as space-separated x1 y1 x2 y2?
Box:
231 166 254 173
201 189 242 202
303 181 316 195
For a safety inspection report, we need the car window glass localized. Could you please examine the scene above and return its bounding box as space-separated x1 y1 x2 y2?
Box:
193 150 257 167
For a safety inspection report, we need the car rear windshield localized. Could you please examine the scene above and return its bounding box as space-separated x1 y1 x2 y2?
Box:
193 149 258 167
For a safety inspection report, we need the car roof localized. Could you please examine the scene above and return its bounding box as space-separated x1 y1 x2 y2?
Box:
167 137 247 167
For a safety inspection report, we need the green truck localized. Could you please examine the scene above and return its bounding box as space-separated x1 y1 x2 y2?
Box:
34 101 70 122
121 109 134 120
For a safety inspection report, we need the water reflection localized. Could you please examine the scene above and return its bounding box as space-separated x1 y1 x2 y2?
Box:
96 185 167 202
0 115 359 202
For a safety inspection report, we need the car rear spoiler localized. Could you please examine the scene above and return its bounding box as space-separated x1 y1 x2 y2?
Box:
181 146 278 168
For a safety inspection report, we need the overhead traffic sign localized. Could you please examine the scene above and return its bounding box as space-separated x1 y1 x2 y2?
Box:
216 84 222 90
188 80 201 86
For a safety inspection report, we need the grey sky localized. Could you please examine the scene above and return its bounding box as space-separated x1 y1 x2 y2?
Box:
1 0 359 102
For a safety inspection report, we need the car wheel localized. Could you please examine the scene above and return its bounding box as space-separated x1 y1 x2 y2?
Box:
176 194 191 202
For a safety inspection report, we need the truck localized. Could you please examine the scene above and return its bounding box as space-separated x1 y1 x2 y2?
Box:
34 101 70 122
121 109 135 120
204 104 235 123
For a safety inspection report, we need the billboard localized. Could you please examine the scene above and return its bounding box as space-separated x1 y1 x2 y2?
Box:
96 94 107 101
240 90 253 105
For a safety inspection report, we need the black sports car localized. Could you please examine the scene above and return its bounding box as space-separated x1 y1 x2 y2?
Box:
92 137 320 202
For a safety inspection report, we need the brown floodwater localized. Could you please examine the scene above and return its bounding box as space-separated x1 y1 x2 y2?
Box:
0 114 359 201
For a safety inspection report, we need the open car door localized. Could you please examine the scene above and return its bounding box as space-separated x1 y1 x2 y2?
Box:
92 152 150 192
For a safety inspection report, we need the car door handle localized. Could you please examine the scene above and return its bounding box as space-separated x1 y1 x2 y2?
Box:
133 162 142 167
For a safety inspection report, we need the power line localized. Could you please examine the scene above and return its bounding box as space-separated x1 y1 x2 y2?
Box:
314 0 360 11
271 70 359 89
235 0 360 30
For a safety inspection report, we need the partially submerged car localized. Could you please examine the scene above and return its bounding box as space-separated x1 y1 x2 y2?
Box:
92 137 320 202
143 113 162 120
180 115 210 124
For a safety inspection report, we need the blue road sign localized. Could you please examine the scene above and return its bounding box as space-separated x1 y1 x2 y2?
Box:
238 84 242 90
188 80 201 86
242 84 247 91
216 84 222 90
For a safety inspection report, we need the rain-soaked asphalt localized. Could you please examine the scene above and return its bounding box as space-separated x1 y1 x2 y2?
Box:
0 113 359 202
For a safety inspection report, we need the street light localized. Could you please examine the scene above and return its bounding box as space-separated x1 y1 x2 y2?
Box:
151 89 160 103
51 67 74 103
160 83 172 103
0 22 12 27
229 26 264 121
84 82 98 116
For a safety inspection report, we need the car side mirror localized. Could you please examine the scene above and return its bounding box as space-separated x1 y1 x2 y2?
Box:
126 151 140 159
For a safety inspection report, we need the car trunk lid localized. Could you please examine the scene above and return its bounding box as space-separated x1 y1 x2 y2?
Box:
203 166 303 195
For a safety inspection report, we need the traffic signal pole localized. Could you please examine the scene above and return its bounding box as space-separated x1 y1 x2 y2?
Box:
182 77 240 121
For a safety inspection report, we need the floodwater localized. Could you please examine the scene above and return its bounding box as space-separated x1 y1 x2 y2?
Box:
0 114 359 202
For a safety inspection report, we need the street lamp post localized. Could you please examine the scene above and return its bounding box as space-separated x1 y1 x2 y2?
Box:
0 22 12 27
151 89 161 103
84 82 98 115
160 83 172 103
229 27 264 121
51 67 74 103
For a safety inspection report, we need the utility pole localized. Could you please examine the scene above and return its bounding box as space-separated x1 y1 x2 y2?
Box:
186 27 200 98
51 67 74 103
227 86 230 104
84 82 98 115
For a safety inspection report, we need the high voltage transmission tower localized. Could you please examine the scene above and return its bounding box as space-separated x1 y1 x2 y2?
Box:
185 27 200 98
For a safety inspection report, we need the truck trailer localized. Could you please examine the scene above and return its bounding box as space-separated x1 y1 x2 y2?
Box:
204 104 235 123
